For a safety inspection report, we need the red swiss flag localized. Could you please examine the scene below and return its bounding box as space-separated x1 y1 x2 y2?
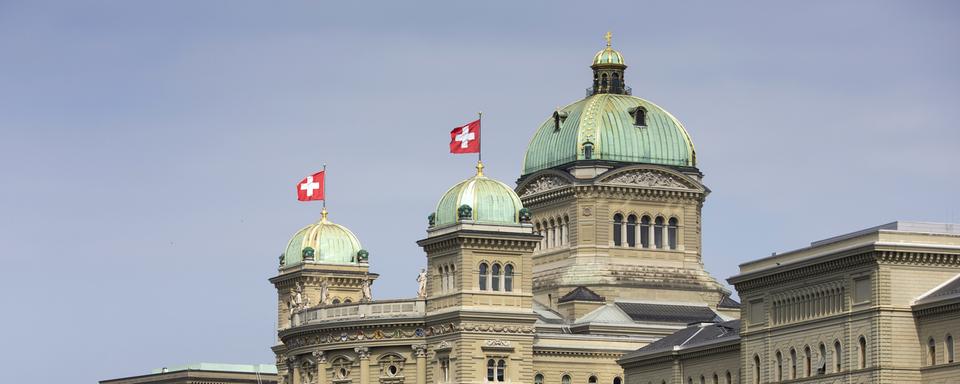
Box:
450 119 480 154
296 171 325 202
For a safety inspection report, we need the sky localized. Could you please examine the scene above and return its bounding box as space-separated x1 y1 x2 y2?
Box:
0 1 958 382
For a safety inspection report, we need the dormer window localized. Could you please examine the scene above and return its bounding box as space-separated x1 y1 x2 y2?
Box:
630 106 647 127
582 142 594 159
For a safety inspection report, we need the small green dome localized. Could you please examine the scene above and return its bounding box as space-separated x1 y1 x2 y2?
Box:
434 165 524 227
522 93 696 175
283 211 363 266
593 46 625 66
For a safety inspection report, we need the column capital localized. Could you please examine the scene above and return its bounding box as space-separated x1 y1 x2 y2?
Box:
354 346 371 360
412 344 428 358
312 350 326 363
286 355 298 364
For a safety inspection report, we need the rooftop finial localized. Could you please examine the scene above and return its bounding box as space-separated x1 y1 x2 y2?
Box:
476 160 485 177
320 207 329 223
604 31 612 47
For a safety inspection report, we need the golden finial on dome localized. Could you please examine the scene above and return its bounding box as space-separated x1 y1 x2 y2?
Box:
476 160 485 177
604 31 612 47
320 207 329 223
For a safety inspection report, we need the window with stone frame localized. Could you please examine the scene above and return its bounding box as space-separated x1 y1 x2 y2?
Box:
331 356 352 382
438 357 451 383
485 358 507 382
378 353 406 382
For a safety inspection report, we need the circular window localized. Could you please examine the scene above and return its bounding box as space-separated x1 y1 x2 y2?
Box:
337 367 348 379
388 365 398 376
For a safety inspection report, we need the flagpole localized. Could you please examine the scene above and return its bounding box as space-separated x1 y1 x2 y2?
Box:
478 111 483 164
321 163 328 221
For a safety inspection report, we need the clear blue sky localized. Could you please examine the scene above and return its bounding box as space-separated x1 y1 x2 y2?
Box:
1 1 957 382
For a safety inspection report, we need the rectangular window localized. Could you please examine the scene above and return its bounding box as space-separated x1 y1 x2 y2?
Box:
749 299 765 324
854 277 871 304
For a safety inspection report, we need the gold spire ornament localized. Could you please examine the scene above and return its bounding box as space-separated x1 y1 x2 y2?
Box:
604 31 612 47
476 160 485 177
321 207 329 223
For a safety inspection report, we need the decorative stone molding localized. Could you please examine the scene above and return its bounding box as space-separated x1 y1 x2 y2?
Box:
312 350 325 363
481 339 515 351
434 340 452 352
355 346 371 360
519 175 571 197
412 344 428 357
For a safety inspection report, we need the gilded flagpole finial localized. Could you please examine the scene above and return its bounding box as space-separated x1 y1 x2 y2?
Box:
321 207 329 223
604 31 612 47
476 160 485 177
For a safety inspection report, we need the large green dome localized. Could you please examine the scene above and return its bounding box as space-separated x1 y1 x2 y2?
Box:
433 165 524 227
282 211 364 266
522 93 696 176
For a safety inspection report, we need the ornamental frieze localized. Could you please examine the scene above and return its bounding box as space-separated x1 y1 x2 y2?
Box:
602 169 687 189
519 175 571 197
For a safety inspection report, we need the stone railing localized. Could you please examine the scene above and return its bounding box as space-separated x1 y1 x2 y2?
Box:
291 299 425 327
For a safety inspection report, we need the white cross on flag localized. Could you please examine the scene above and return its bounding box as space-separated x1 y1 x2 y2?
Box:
449 119 481 154
296 171 325 202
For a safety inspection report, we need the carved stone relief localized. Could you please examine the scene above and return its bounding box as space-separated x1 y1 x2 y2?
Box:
520 175 569 197
604 170 687 188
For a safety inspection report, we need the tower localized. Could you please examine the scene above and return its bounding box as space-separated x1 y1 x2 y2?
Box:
417 162 540 383
517 33 733 314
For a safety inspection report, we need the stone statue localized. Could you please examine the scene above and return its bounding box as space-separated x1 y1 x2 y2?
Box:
417 268 427 298
320 280 329 306
293 282 305 309
457 204 473 220
361 279 372 302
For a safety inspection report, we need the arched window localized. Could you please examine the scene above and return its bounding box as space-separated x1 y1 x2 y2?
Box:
589 376 598 384
449 265 456 290
775 350 783 381
535 374 544 384
438 266 445 293
699 375 704 384
613 214 623 246
929 337 937 365
790 348 797 379
614 377 623 384
491 263 501 291
804 346 811 377
947 334 955 363
550 219 557 248
640 215 651 248
858 336 867 369
496 359 506 381
626 215 637 247
601 73 608 90
634 107 646 126
818 343 827 375
688 378 692 384
332 298 341 305
343 298 351 303
562 215 570 245
504 264 514 292
562 375 571 384
654 216 665 249
668 217 678 250
583 142 594 160
486 359 495 381
834 341 842 372
535 223 543 250
479 263 488 291
725 371 731 384
712 374 718 384
753 354 761 384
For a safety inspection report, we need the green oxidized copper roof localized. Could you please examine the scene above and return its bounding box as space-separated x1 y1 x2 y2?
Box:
283 211 363 266
434 164 524 227
522 93 696 175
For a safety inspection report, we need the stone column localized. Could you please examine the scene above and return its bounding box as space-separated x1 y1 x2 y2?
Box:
355 347 370 384
412 344 428 384
313 351 326 384
288 356 300 384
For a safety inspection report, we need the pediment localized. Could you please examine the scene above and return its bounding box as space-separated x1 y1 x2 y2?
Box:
517 173 573 197
598 167 701 191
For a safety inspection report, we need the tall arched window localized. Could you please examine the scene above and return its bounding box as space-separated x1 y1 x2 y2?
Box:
858 336 867 369
818 343 827 375
929 337 937 365
479 263 488 291
496 359 506 381
583 142 594 160
535 223 542 250
834 341 842 372
562 375 571 384
753 354 761 384
504 264 514 292
654 216 665 249
790 348 797 379
947 334 955 363
626 215 637 247
535 374 544 384
439 266 446 293
449 265 456 291
614 377 623 384
725 371 731 384
668 217 679 250
635 107 646 126
804 346 811 377
491 263 501 291
589 376 598 384
550 219 557 248
640 216 651 248
699 375 704 384
562 215 570 245
486 359 495 381
775 350 783 381
613 214 623 246
712 374 718 384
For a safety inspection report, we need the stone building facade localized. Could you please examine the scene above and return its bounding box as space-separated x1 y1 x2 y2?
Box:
619 222 960 384
270 36 740 384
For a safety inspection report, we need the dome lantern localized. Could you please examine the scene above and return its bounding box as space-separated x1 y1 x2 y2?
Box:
590 31 629 96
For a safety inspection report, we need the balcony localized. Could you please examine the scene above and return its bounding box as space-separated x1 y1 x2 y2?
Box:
290 299 425 327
